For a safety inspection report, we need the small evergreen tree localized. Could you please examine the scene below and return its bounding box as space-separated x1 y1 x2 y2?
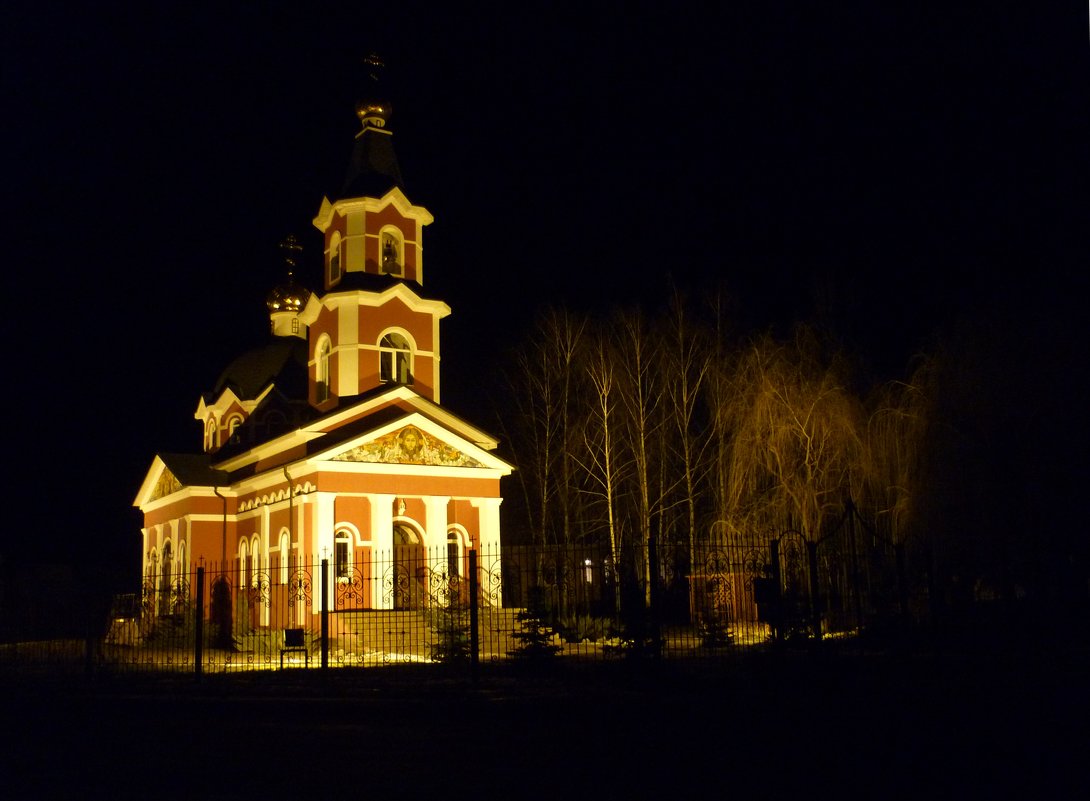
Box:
512 586 561 661
429 605 472 663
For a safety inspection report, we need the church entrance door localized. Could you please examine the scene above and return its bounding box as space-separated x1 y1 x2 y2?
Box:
392 524 426 610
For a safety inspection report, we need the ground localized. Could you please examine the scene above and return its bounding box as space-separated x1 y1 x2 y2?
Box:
4 644 1085 799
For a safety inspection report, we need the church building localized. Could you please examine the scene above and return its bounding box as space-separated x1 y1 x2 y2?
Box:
133 67 511 624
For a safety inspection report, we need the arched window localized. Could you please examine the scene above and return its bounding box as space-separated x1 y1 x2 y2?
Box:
279 530 290 584
379 332 412 385
238 539 249 586
146 547 158 592
250 536 261 587
447 529 463 577
206 419 217 452
328 231 342 284
159 540 173 616
316 335 332 402
226 414 243 444
380 227 403 276
334 531 351 580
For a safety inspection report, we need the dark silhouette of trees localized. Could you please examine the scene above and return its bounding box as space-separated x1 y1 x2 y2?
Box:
500 288 1087 628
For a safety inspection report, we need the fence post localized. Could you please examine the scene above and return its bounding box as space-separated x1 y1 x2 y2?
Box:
807 541 821 640
925 548 940 643
769 538 782 642
320 558 329 670
847 510 864 634
895 543 908 624
84 608 95 679
195 567 204 678
648 530 662 658
469 549 480 682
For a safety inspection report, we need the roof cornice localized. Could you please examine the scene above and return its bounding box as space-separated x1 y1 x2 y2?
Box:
312 186 434 231
316 281 451 319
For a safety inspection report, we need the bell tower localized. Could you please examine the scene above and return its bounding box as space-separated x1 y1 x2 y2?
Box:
302 56 450 410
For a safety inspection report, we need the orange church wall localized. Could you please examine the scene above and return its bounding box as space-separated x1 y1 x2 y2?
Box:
309 311 336 345
335 495 372 538
368 205 411 231
353 352 434 400
409 374 431 401
410 371 434 401
399 496 426 522
300 501 316 555
143 493 234 528
402 251 419 283
446 498 482 548
357 355 380 390
266 505 294 540
317 471 500 499
187 518 237 568
359 298 434 349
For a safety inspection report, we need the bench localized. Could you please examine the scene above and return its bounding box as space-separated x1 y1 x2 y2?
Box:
279 627 309 668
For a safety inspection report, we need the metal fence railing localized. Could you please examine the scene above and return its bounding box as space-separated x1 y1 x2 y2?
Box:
0 530 930 675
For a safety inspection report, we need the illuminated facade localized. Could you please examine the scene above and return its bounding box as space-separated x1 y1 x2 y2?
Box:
134 72 511 620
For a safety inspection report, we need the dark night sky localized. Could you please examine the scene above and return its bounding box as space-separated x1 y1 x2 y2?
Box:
2 3 1086 577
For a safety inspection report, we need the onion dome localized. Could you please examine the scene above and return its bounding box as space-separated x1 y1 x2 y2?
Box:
266 235 311 314
266 272 310 314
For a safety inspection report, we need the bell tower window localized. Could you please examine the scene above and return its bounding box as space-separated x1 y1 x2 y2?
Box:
328 232 342 285
379 332 413 385
380 228 403 276
316 336 332 402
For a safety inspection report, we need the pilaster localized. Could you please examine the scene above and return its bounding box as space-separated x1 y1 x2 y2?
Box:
369 493 395 609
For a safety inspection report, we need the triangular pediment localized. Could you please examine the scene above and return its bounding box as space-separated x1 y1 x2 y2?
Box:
332 424 483 467
134 453 231 508
152 463 183 501
134 457 180 506
314 413 510 474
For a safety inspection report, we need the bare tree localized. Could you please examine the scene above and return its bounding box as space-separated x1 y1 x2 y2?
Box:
504 308 586 551
659 287 716 568
718 327 864 541
862 358 934 546
578 327 627 610
704 292 739 543
612 308 666 604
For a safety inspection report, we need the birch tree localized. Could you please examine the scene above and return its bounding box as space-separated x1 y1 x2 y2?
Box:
579 329 626 610
504 308 586 549
659 288 716 567
613 309 666 604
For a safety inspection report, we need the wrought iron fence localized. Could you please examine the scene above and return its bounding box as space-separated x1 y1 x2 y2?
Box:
1 526 923 675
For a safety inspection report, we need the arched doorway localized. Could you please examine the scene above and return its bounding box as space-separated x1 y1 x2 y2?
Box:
392 523 426 610
158 541 173 617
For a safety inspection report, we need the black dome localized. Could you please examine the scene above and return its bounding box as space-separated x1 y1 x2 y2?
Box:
212 338 309 401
